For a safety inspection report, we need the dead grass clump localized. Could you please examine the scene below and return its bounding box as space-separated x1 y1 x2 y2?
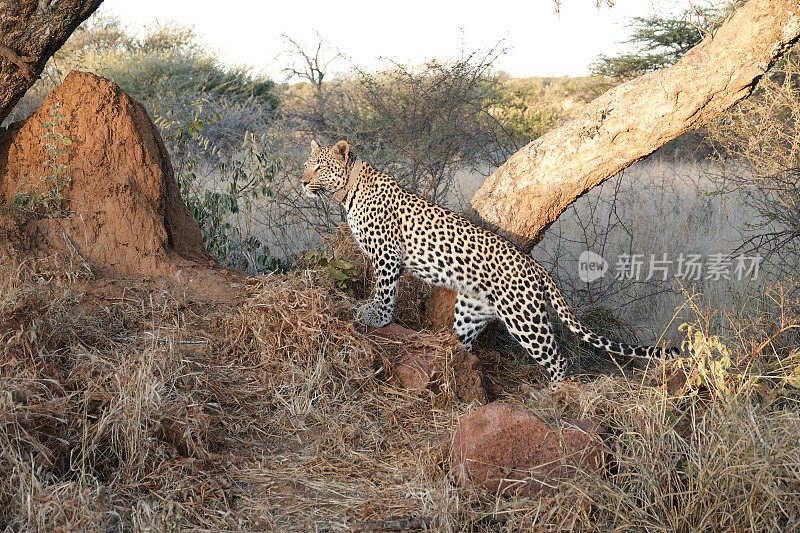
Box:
1 251 476 530
225 270 475 528
3 247 800 531
458 285 800 532
0 261 246 530
0 255 90 357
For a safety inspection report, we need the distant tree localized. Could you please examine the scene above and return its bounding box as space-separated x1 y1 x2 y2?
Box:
281 38 516 204
280 35 341 131
323 50 516 203
52 17 280 109
553 0 615 12
590 4 724 81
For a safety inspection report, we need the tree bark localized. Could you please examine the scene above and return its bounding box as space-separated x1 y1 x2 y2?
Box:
470 0 800 251
0 0 102 124
427 0 800 331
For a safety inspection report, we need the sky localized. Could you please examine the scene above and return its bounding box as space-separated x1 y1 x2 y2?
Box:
99 0 702 80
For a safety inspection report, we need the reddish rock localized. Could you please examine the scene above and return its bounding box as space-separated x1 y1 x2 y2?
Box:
665 366 689 395
380 323 485 403
389 347 484 403
379 322 421 338
0 71 211 276
392 351 435 390
450 348 485 404
379 323 433 389
451 402 606 497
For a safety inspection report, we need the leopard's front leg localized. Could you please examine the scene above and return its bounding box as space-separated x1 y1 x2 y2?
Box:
357 246 402 327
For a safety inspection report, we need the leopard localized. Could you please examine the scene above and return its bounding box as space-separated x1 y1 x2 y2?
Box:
301 140 679 382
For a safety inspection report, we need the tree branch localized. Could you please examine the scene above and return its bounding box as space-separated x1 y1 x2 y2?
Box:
468 0 800 251
0 0 103 124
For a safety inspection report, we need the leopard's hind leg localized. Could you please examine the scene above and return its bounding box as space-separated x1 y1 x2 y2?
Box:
495 294 566 382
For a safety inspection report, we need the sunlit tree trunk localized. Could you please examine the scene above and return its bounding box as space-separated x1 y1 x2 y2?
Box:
428 0 800 330
0 0 102 124
471 0 800 250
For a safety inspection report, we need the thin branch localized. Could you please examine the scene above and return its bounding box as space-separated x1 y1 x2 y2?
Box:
0 42 36 78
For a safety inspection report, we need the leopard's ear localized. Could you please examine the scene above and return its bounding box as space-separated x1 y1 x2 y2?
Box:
310 140 320 151
333 140 349 162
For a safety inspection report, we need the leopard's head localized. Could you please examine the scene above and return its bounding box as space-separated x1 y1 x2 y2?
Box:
301 140 351 199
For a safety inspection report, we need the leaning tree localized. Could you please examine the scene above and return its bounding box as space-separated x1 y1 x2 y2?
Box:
471 0 800 250
428 0 800 328
0 0 102 124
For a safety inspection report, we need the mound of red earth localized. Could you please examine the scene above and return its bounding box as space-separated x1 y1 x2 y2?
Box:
451 402 606 497
0 71 212 278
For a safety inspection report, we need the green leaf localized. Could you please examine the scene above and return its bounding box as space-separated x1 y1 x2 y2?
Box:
327 267 349 281
329 259 353 271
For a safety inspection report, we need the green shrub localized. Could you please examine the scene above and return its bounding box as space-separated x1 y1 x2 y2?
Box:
12 102 72 217
156 103 288 273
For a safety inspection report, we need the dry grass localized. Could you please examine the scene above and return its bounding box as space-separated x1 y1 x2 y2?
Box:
1 244 800 531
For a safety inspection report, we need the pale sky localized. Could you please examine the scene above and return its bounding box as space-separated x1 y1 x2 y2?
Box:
99 0 703 80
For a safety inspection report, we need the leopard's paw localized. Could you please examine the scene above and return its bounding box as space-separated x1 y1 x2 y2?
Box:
356 301 392 328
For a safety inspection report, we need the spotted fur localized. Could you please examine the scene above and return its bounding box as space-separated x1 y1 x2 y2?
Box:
302 140 679 382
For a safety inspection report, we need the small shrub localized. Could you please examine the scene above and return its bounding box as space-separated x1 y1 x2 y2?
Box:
156 101 287 273
303 249 358 295
12 102 72 217
678 322 738 398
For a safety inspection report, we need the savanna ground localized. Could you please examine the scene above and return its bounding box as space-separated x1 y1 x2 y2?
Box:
3 6 800 531
3 230 800 531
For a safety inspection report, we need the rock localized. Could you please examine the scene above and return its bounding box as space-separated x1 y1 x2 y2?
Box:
451 402 605 497
379 323 485 403
389 346 485 404
450 348 485 404
379 323 436 390
0 71 211 276
665 366 689 395
392 350 435 390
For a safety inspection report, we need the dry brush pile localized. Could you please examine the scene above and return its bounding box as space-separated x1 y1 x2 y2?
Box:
1 240 800 531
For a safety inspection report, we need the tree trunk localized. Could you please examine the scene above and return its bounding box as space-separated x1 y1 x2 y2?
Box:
427 0 800 331
0 0 102 124
470 0 800 251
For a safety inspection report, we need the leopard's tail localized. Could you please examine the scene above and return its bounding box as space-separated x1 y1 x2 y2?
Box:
532 261 680 360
